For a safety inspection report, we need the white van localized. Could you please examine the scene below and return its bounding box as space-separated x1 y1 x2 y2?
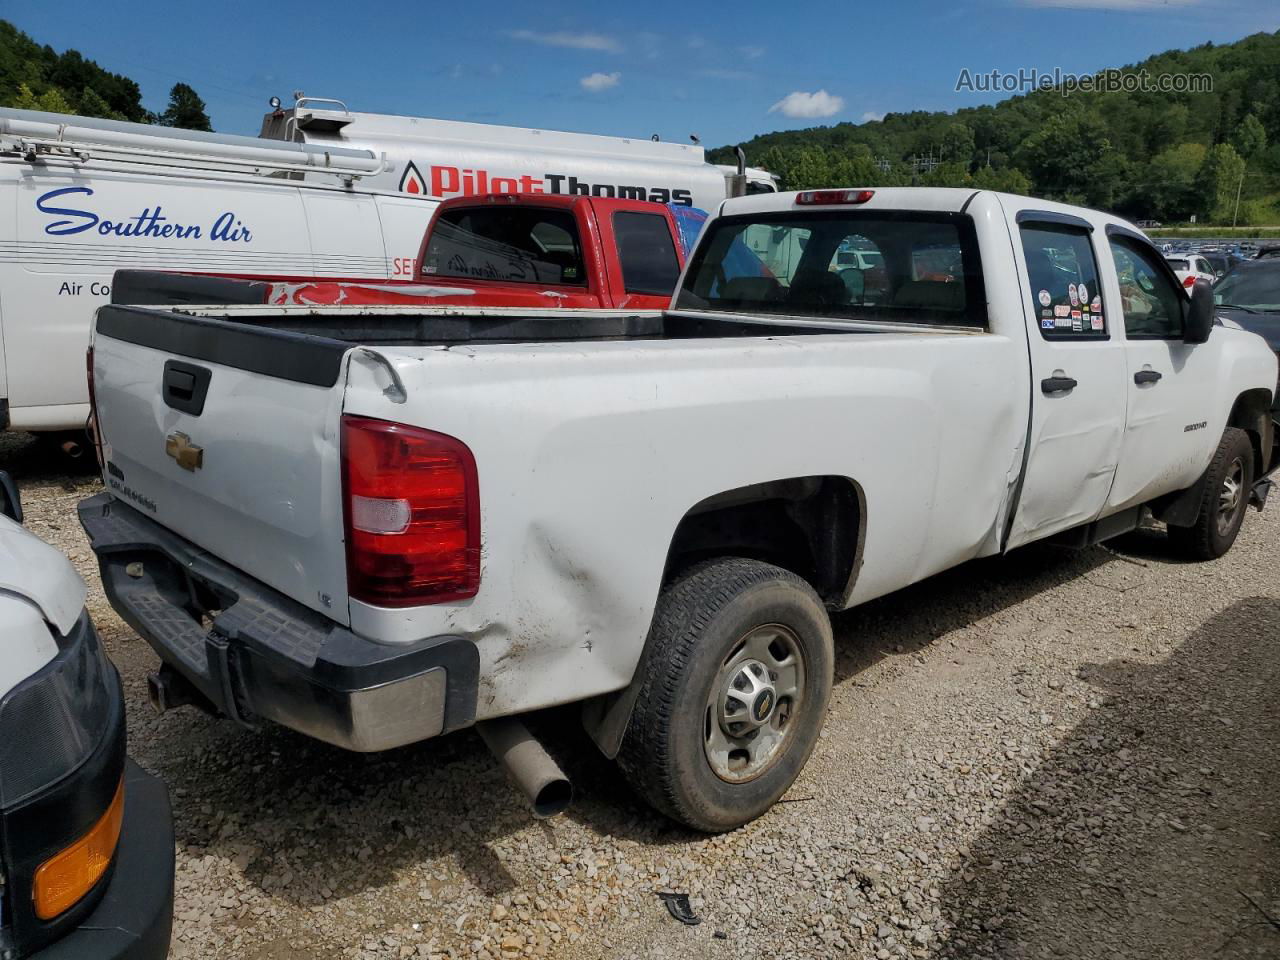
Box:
0 107 439 437
260 96 778 209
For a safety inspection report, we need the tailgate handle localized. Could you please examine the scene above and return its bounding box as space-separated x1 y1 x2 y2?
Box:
162 360 212 416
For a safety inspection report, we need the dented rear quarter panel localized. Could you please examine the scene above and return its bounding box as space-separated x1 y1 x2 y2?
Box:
341 327 1026 719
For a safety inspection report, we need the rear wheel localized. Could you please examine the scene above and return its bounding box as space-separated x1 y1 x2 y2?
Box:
617 558 833 832
1168 427 1253 561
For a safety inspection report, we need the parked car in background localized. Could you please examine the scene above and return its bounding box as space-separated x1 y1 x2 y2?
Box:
1215 259 1280 365
1255 244 1280 261
0 472 173 959
1202 252 1247 278
1166 254 1218 288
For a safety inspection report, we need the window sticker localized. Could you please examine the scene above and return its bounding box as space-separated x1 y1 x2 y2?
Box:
1054 304 1070 317
1038 289 1051 307
1068 283 1079 307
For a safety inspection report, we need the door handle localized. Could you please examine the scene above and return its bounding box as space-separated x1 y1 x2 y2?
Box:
1133 369 1163 385
1041 375 1077 394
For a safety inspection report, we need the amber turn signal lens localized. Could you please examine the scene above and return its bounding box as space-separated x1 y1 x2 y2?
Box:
33 777 124 919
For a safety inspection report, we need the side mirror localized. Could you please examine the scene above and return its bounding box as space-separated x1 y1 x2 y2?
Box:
1184 278 1214 344
0 470 22 524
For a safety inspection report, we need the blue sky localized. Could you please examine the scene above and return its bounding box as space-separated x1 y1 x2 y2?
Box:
6 0 1278 146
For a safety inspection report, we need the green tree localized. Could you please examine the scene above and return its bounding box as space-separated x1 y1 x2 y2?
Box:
970 165 1031 195
1231 113 1266 162
1142 142 1206 220
1194 143 1246 223
9 81 72 114
77 85 123 120
158 82 212 131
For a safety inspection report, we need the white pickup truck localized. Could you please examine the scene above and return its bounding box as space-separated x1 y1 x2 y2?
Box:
80 187 1278 832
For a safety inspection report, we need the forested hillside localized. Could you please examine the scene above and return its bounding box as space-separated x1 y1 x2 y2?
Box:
0 19 211 130
710 31 1280 225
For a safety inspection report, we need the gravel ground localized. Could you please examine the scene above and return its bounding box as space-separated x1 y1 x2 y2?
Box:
5 432 1278 960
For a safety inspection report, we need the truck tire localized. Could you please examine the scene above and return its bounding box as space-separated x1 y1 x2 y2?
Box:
617 558 833 832
1168 427 1253 561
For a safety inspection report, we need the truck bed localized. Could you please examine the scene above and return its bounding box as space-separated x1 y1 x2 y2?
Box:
99 302 974 355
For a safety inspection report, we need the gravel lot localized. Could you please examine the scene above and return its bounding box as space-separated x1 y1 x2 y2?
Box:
6 433 1278 960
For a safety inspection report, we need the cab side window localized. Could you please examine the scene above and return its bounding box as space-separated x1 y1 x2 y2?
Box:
1109 238 1184 339
613 211 680 296
1019 224 1107 340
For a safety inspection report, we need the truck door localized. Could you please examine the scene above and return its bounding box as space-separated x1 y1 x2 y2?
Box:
1102 228 1220 509
1005 210 1129 548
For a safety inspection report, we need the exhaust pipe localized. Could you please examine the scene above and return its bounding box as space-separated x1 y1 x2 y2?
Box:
726 146 749 199
147 664 203 714
60 439 85 459
476 717 573 818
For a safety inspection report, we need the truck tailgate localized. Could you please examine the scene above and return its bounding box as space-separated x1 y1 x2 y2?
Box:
90 305 353 624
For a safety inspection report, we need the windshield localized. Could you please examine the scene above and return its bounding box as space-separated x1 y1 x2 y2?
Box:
676 211 985 327
421 207 586 286
1214 265 1280 311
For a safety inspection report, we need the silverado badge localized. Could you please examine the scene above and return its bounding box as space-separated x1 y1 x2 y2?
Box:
165 432 203 471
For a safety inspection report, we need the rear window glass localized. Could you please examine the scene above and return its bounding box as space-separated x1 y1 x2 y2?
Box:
1020 224 1107 340
613 211 680 296
421 207 586 286
676 212 985 327
1166 259 1190 271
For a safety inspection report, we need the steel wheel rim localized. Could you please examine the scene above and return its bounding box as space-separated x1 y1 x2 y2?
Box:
1216 456 1245 536
704 623 805 783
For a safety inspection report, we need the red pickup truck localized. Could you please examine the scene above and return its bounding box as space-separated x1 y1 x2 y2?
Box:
113 194 703 311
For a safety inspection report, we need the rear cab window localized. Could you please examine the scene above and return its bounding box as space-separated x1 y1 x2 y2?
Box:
422 207 586 285
1018 222 1108 340
613 211 680 295
676 212 986 328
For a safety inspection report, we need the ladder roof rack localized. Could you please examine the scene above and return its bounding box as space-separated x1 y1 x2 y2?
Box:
0 107 386 181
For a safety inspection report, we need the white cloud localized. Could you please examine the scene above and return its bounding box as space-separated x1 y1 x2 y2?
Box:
861 110 884 122
507 29 622 53
740 45 766 59
580 71 621 92
769 89 844 119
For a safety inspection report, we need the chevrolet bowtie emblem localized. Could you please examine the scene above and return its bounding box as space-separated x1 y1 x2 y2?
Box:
165 432 203 471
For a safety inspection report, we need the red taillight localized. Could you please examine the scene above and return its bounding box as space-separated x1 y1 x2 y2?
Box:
341 415 480 607
1183 275 1197 288
795 189 874 206
86 346 105 471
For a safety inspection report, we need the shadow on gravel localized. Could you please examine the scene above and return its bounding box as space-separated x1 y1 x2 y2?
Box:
0 430 99 484
563 541 1133 846
936 597 1280 959
157 542 1143 906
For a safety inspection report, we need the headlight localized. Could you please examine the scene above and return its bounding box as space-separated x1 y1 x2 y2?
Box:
0 612 113 808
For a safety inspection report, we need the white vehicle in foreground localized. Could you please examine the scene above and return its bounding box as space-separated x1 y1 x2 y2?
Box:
0 472 173 958
81 187 1277 832
1166 253 1218 290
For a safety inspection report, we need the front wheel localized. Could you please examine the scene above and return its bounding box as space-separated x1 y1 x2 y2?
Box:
617 558 834 832
1168 427 1253 561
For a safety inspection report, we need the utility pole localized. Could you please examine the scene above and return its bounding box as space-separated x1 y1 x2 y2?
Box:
1232 165 1245 228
